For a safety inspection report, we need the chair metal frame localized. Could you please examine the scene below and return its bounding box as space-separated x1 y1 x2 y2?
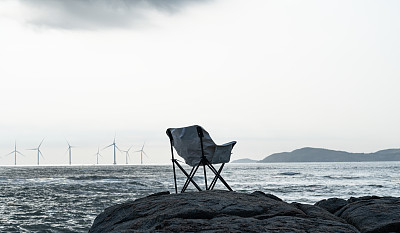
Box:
167 126 234 193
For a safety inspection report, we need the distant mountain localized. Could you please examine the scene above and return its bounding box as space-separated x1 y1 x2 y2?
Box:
259 147 400 163
231 158 259 163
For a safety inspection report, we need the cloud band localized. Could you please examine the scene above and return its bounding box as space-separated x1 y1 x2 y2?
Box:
19 0 210 29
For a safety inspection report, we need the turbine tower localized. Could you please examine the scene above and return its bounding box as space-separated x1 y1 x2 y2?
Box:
6 140 23 165
27 139 44 165
135 143 148 165
103 136 120 165
65 140 75 165
121 146 133 165
95 147 102 165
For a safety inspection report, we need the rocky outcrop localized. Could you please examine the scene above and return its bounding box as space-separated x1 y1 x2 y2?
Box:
317 196 400 233
89 190 360 233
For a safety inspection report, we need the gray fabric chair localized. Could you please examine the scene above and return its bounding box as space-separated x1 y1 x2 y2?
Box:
166 125 236 193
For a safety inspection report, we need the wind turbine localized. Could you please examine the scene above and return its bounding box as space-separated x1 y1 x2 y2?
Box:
6 140 24 165
103 136 120 165
121 145 133 165
65 140 75 165
95 147 102 165
135 143 148 165
27 139 44 165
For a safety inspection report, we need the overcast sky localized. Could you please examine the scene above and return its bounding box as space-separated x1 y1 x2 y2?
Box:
1 0 399 165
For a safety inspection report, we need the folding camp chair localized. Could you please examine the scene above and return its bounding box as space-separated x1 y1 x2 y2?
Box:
166 125 236 193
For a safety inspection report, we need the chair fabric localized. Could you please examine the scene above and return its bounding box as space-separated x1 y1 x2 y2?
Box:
168 125 236 166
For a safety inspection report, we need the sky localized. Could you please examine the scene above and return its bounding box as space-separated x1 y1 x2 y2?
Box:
0 0 399 165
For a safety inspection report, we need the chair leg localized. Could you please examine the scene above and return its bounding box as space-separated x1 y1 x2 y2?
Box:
209 163 225 190
171 160 178 194
173 160 202 192
203 164 208 190
206 162 233 191
182 165 199 192
181 165 195 191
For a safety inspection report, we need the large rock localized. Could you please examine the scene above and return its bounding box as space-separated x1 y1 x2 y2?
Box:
334 196 400 233
315 197 349 214
89 190 359 233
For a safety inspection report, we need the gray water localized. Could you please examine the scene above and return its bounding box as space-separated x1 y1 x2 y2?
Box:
1 162 399 232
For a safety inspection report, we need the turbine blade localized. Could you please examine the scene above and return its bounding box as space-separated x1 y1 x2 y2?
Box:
38 138 45 148
103 144 113 150
143 151 149 158
39 150 44 159
16 151 24 156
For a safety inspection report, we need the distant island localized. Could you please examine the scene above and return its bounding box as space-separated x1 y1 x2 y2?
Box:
230 158 259 163
232 147 400 163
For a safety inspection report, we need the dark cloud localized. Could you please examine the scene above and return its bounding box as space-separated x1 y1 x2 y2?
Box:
19 0 211 30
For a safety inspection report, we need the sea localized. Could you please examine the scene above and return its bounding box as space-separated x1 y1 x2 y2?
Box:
1 162 400 232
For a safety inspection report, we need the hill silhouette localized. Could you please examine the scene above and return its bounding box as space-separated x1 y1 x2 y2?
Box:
258 147 400 163
231 158 258 163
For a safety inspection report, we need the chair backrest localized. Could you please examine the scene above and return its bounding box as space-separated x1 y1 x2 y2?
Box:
167 125 233 166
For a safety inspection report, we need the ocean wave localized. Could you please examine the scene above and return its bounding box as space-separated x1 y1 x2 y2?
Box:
323 175 360 180
67 175 125 181
278 172 301 176
126 181 146 186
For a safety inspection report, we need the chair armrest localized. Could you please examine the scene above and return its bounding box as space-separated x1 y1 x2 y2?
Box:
221 141 237 148
211 141 236 164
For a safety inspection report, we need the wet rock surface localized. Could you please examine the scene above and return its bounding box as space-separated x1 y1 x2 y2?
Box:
333 196 400 233
315 197 349 214
89 191 400 233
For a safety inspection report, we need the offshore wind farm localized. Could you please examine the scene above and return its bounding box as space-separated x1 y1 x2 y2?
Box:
0 136 150 166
